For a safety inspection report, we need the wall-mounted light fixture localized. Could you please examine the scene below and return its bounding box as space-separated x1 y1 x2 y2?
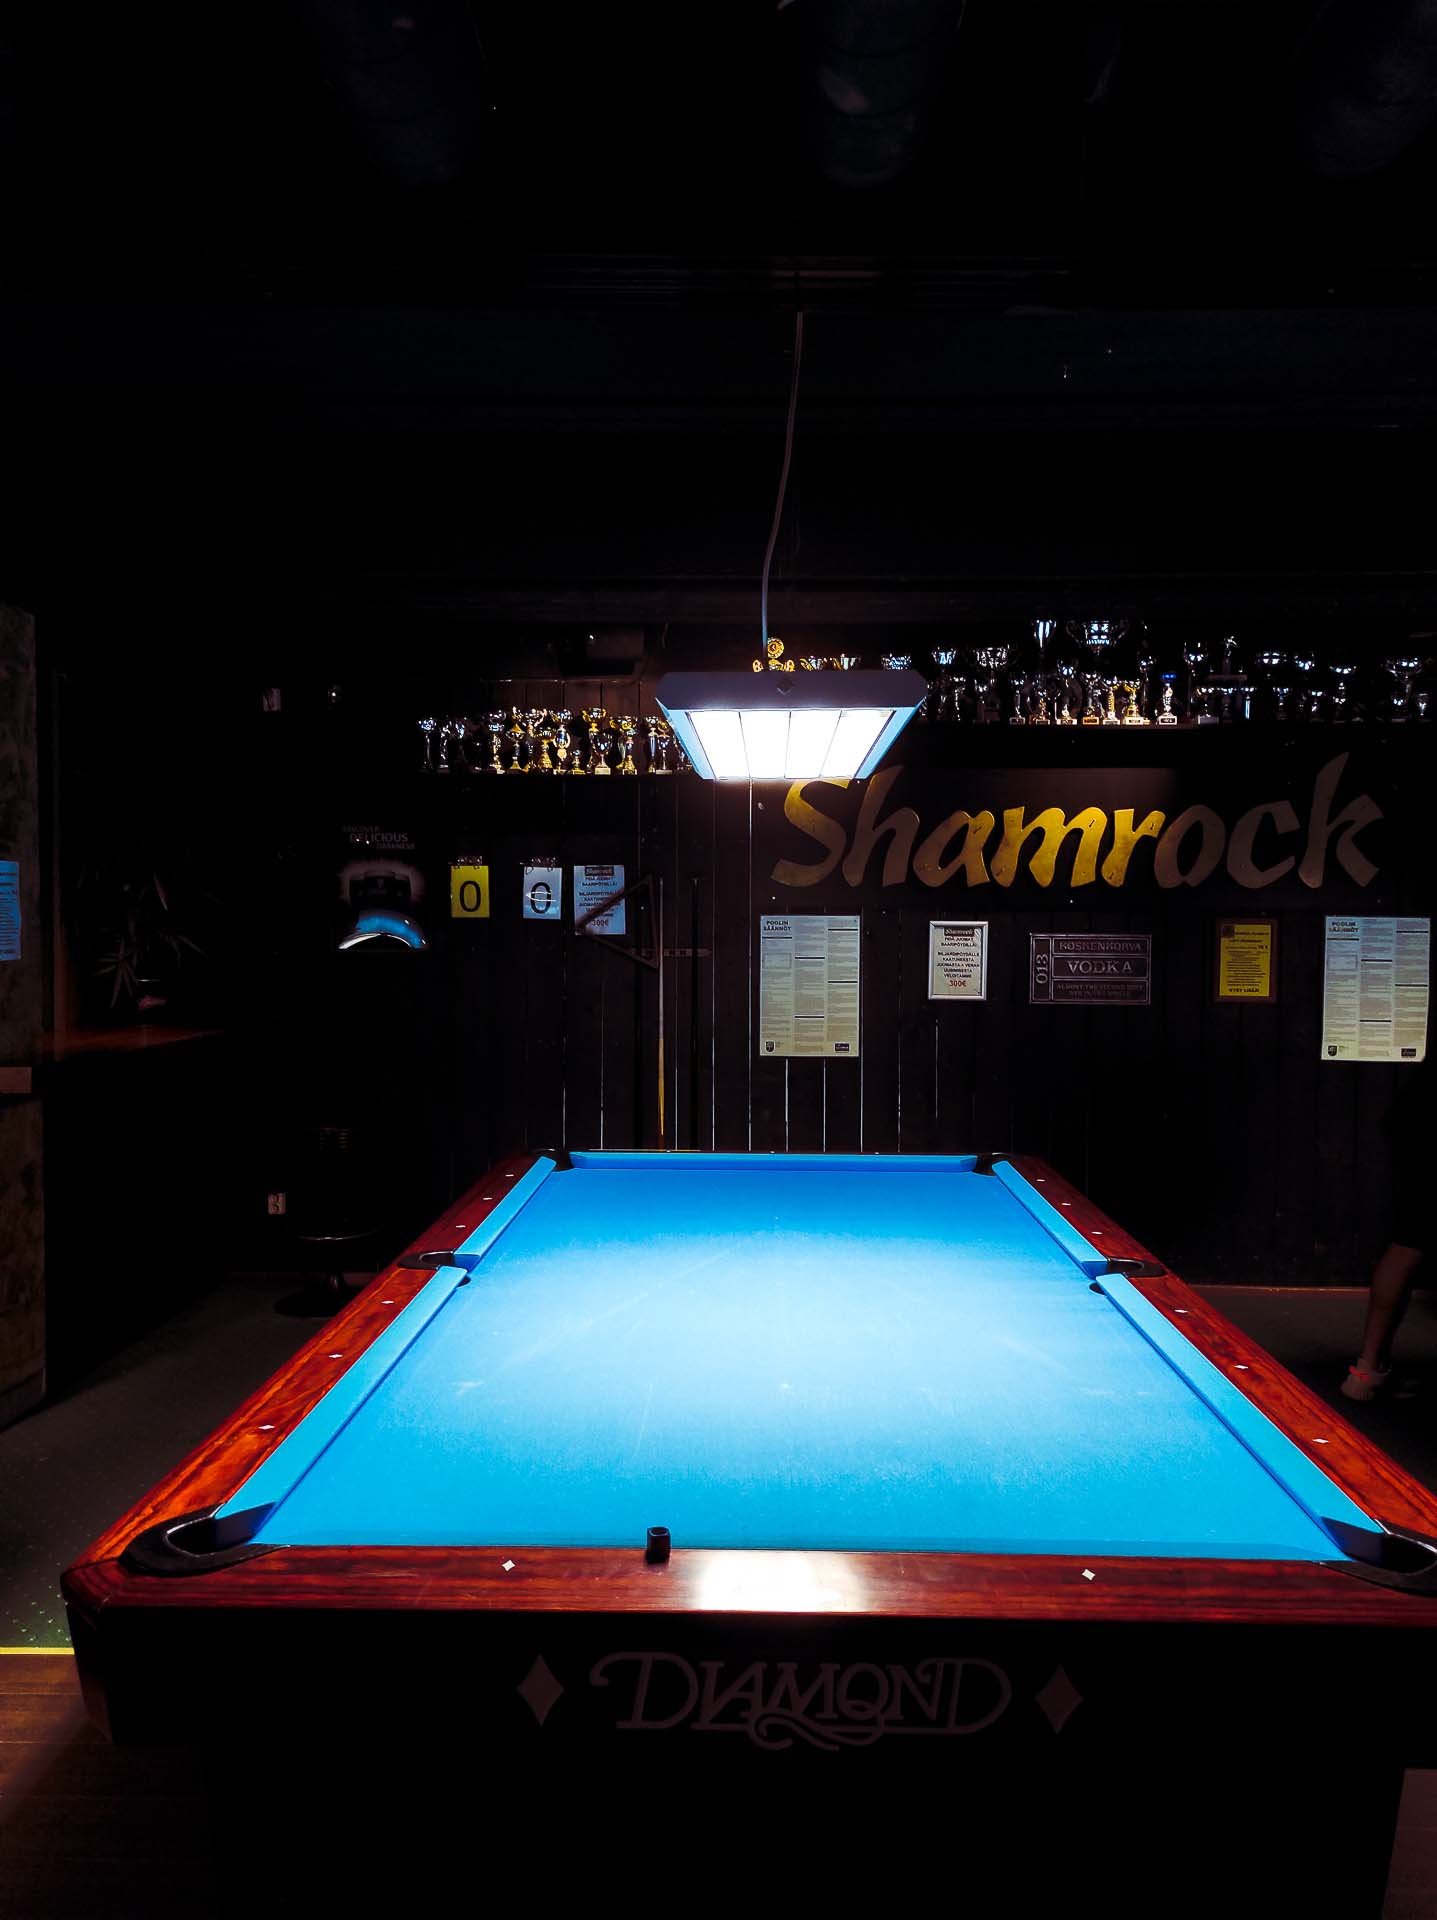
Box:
654 669 927 782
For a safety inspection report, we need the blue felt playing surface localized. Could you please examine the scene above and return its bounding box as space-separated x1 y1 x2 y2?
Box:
230 1155 1366 1559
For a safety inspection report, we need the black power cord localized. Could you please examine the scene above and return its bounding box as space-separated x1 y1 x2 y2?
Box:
760 307 805 650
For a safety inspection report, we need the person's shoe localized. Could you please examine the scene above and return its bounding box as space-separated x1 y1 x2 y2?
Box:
1341 1363 1391 1402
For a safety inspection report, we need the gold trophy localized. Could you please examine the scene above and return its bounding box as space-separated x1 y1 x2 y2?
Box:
753 637 794 672
1120 682 1146 725
583 708 611 774
615 715 639 775
533 711 556 772
646 716 673 772
506 707 528 771
1103 682 1121 725
552 710 573 771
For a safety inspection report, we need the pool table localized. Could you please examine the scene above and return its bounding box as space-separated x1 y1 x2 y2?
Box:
64 1150 1437 1906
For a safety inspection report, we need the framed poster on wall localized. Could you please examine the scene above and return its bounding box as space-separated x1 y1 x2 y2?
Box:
1214 918 1277 1003
758 914 860 1058
1322 917 1429 1062
1029 932 1152 1006
928 921 987 1000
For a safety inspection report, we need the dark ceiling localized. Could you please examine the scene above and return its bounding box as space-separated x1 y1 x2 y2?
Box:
4 1 1437 658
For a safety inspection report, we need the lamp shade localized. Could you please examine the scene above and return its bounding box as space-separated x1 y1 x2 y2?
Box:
338 908 428 951
654 669 927 782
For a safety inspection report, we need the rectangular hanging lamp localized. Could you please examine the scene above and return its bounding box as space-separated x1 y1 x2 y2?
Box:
654 669 927 781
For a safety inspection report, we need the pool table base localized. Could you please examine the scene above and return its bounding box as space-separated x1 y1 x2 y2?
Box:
66 1574 1422 1913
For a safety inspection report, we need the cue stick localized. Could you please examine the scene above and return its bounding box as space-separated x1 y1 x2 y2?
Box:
689 875 701 1150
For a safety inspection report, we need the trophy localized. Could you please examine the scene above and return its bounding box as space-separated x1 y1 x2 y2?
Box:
615 715 639 775
506 707 529 771
1290 653 1321 720
1007 673 1028 724
1183 642 1217 724
828 654 860 670
552 710 573 772
523 709 546 771
1103 682 1122 725
973 645 1009 724
485 711 507 772
1135 643 1157 719
645 715 673 772
1155 672 1178 725
754 637 794 672
418 716 439 772
437 716 465 772
1120 681 1146 725
1028 684 1051 725
584 709 612 774
1068 618 1127 671
881 652 912 672
532 711 556 772
926 647 959 722
1069 619 1122 728
1417 689 1431 722
1054 662 1078 724
1210 636 1252 722
1254 650 1285 722
799 656 827 672
1330 663 1356 722
1033 618 1058 664
672 733 693 772
1383 657 1423 723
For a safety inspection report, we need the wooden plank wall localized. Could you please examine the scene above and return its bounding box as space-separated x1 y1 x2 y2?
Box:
395 688 1424 1287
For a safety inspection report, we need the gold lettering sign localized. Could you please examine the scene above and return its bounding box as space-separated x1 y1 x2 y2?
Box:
772 753 1381 895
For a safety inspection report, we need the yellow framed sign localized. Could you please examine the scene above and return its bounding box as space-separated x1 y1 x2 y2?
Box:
1215 917 1277 1003
449 861 490 920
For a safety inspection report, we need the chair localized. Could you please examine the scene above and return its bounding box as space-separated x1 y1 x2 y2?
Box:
274 1124 379 1318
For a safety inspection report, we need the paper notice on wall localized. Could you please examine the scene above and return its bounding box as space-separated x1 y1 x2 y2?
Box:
0 861 18 961
1322 917 1430 1062
759 915 860 1058
929 921 988 1001
1216 918 1276 1002
521 866 561 921
574 865 625 935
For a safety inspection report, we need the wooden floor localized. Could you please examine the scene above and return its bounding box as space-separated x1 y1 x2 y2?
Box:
1392 1771 1437 1920
2 1649 1434 1916
0 1652 207 1918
